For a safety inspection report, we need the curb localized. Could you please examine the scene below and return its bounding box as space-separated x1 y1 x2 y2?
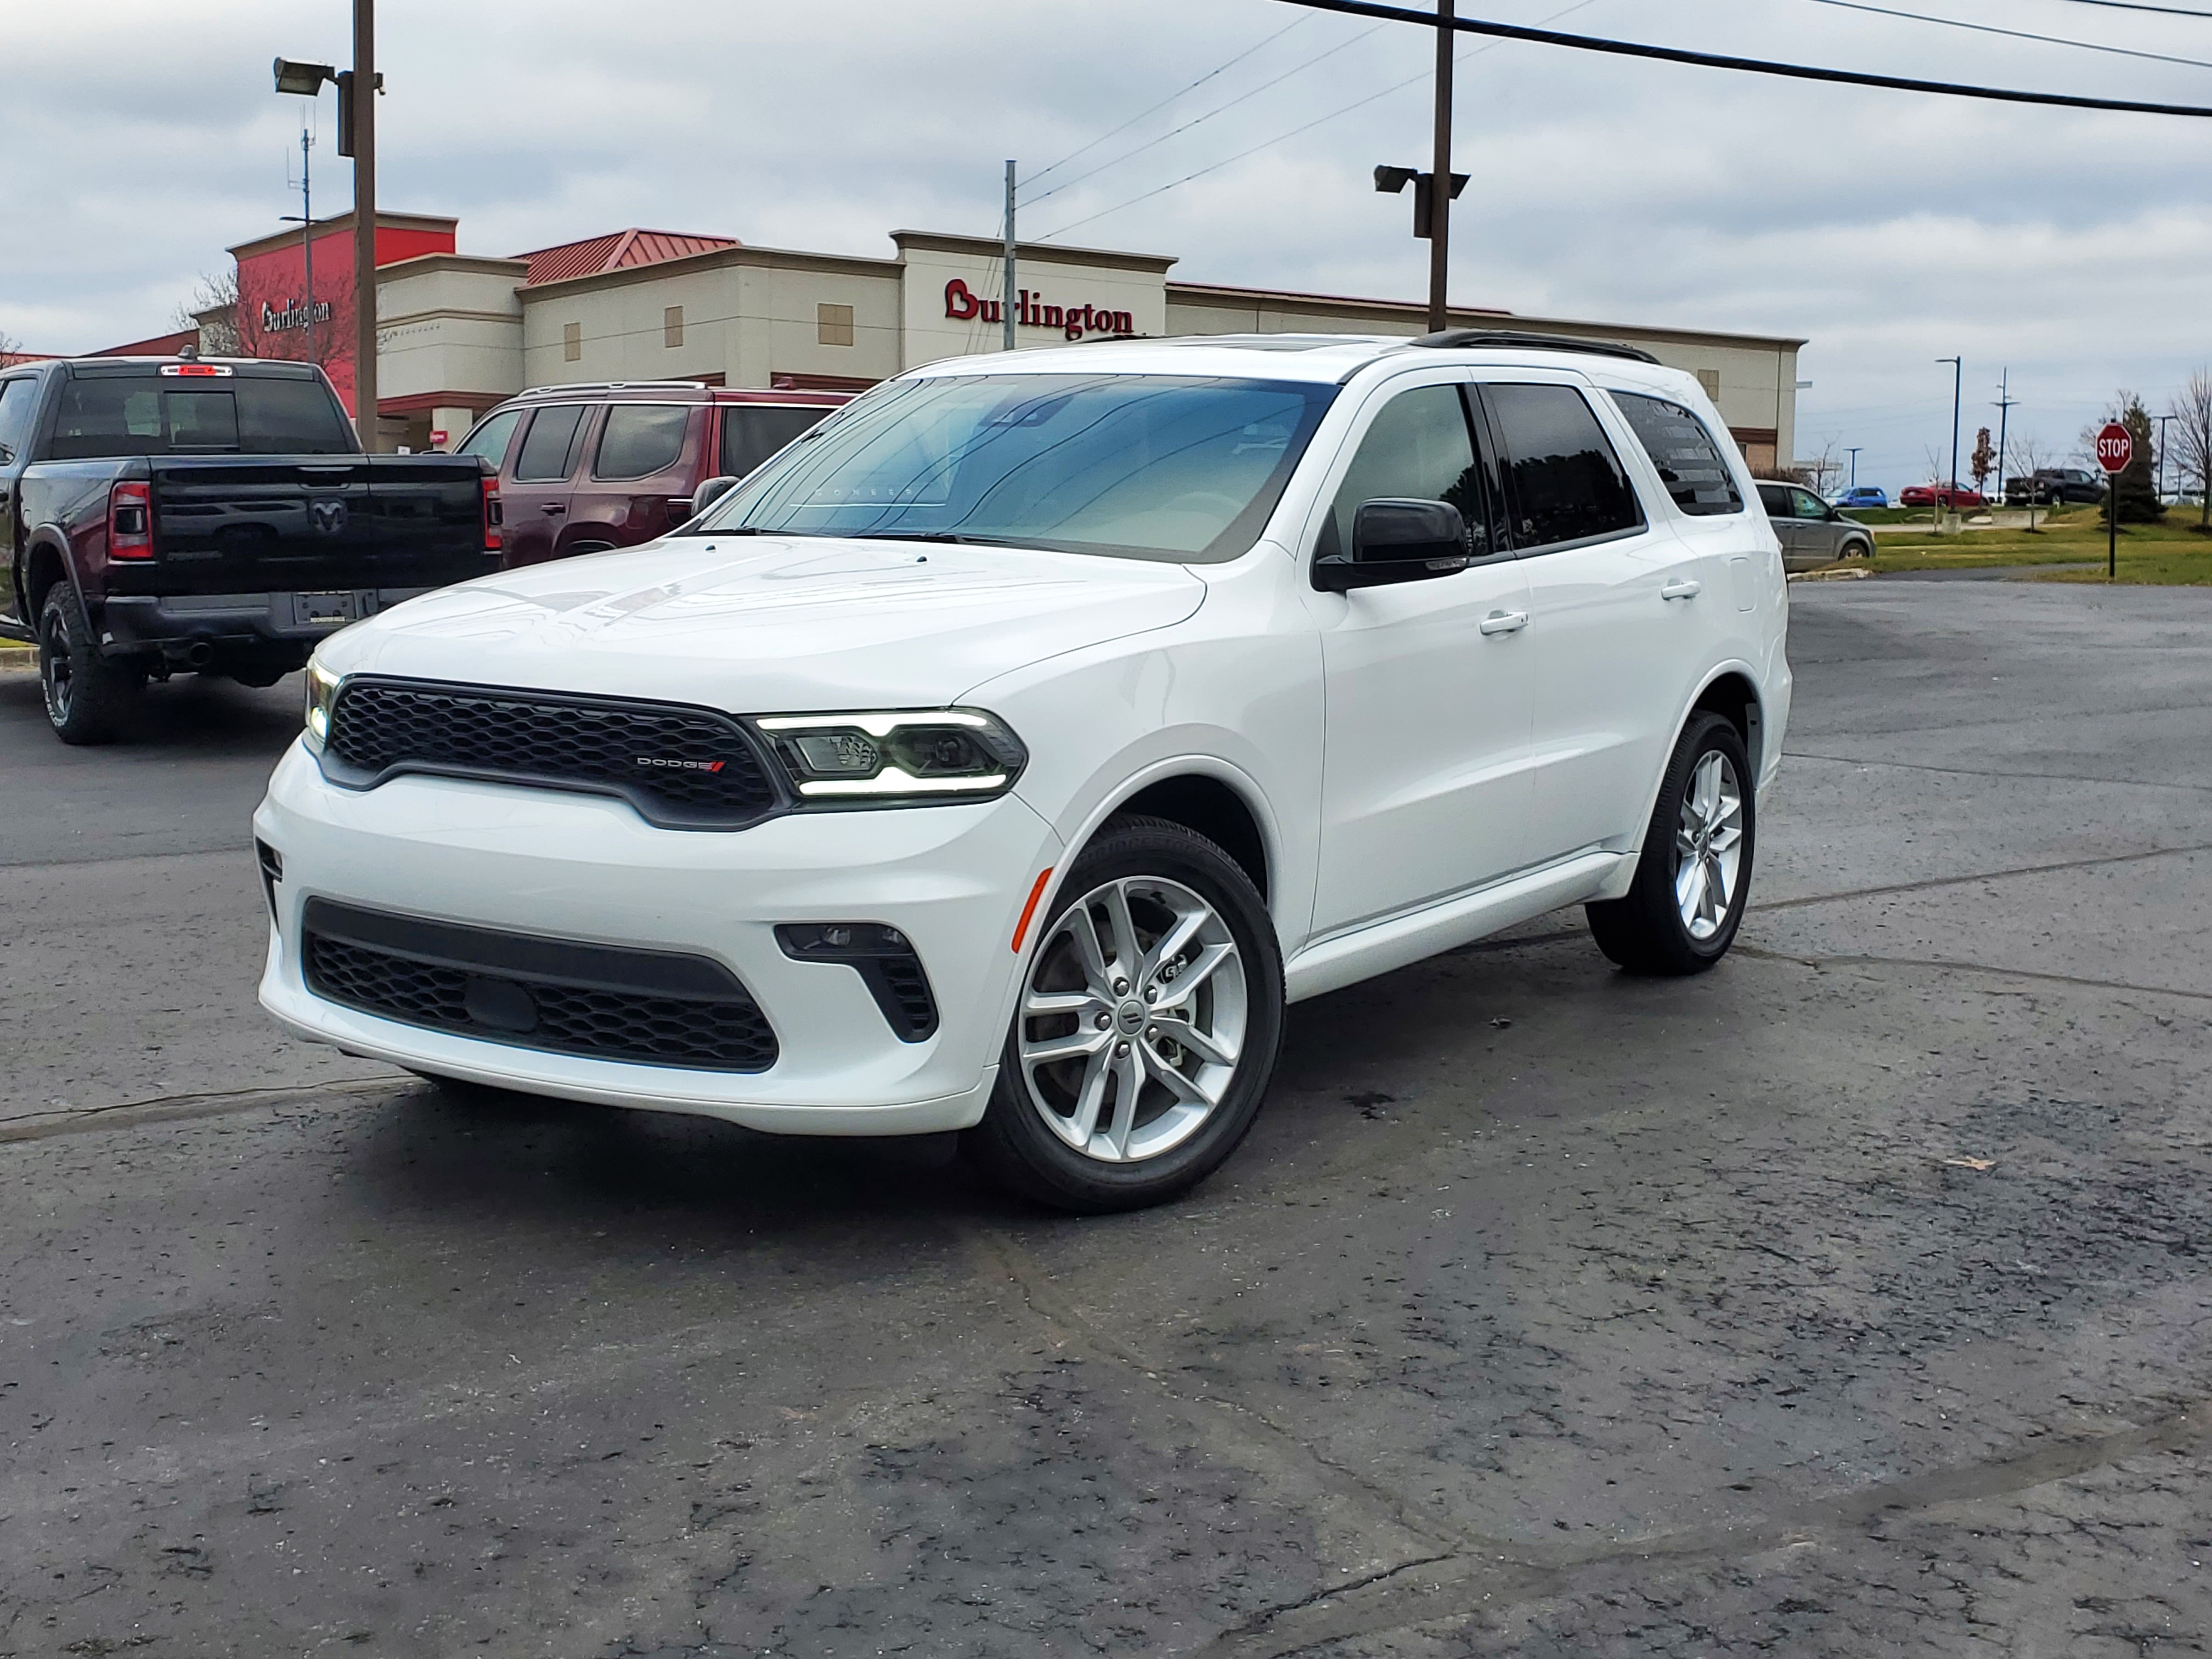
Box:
1787 566 1874 583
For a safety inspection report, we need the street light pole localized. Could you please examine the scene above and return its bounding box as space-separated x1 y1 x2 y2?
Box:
1846 445 1863 490
351 0 378 451
1427 0 1454 332
2155 412 2175 504
1938 356 1962 522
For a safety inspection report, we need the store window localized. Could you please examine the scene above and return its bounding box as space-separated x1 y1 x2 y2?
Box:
1484 383 1644 552
817 303 855 347
1695 368 1721 402
595 405 689 480
664 307 684 349
1612 392 1742 516
562 322 582 363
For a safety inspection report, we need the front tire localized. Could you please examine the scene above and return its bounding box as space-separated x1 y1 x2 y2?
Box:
967 814 1284 1213
39 585 143 746
1585 712 1755 975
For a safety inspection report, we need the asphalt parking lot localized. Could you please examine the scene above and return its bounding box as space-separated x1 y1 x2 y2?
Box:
4 579 2210 1658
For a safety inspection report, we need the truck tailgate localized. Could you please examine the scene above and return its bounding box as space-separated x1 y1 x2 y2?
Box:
140 455 496 594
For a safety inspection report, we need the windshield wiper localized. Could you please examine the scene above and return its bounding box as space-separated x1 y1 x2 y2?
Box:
856 531 1021 546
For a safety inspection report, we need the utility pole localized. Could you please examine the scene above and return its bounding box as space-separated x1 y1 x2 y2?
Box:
351 0 378 450
279 124 318 363
1993 370 2018 509
1003 160 1018 353
1938 356 1962 523
1846 445 1863 490
1428 0 1454 332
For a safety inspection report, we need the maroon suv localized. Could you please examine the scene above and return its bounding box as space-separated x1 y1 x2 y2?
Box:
455 382 855 567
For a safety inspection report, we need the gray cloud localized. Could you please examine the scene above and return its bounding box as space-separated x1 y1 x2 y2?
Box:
5 0 2209 487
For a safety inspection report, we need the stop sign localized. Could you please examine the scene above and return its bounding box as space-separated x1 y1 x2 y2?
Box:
2096 422 2134 475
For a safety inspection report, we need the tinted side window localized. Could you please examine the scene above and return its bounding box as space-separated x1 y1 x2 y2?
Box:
1320 383 1490 560
514 405 588 482
721 405 832 478
456 407 523 466
1611 392 1743 516
1485 384 1643 552
1755 483 1792 517
0 380 36 461
595 405 690 481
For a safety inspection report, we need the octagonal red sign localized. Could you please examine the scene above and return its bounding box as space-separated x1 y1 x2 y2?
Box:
2096 422 2134 475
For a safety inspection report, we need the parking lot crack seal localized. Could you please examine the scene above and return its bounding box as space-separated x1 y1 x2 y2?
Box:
1733 944 2212 1005
1190 1397 2212 1656
0 1076 402 1143
1784 748 2212 794
1750 840 2212 915
959 1225 1473 1559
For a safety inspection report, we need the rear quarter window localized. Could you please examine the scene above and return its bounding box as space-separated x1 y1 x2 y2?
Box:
594 405 690 481
1611 392 1743 516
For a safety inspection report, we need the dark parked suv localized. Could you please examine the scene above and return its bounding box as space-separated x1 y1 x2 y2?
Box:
455 382 855 567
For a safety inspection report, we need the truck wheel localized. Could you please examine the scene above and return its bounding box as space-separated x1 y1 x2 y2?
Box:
38 585 143 746
967 815 1285 1213
1585 712 1756 976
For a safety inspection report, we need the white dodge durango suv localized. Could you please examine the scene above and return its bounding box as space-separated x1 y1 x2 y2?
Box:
255 331 1790 1210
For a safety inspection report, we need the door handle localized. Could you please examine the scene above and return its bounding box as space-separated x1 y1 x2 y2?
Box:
541 503 567 515
1661 579 1701 600
1477 610 1528 635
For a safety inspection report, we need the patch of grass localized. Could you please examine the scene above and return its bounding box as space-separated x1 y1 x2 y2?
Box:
1863 509 2212 582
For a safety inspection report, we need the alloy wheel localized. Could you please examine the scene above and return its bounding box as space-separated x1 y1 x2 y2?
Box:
41 608 74 726
1673 749 1745 941
1017 876 1248 1164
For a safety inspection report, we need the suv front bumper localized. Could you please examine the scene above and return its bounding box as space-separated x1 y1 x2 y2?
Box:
253 743 1062 1135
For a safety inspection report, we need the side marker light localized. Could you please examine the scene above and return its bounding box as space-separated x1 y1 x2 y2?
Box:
1011 867 1053 954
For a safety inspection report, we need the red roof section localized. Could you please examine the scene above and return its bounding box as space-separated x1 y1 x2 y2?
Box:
92 329 200 358
513 229 738 286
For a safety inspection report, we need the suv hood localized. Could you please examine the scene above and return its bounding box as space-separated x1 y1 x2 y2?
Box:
321 534 1207 710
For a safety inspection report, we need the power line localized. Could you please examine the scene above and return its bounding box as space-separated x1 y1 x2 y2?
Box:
1021 14 1315 191
1271 0 2212 116
2048 0 2212 18
1039 0 1602 240
1022 22 1389 208
1807 0 2212 72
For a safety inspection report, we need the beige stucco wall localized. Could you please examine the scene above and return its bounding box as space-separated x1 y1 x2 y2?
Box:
375 255 528 406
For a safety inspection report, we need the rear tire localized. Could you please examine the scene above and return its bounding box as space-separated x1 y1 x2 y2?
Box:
1585 712 1755 976
39 585 143 746
966 814 1284 1213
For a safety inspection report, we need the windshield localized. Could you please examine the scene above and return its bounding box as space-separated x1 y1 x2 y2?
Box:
693 372 1336 562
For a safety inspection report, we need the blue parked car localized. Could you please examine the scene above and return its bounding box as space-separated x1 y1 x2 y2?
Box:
1837 486 1888 509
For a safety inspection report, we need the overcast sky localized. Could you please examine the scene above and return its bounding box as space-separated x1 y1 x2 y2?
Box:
7 0 2210 489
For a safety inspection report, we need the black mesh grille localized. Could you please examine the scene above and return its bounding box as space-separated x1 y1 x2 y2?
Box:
302 904 778 1073
323 678 778 830
871 953 939 1041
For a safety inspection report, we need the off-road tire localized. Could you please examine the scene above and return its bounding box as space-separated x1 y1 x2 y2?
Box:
1585 712 1756 975
966 814 1284 1213
39 584 143 746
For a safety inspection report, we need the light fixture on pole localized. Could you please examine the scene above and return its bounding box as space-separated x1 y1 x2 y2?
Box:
1374 164 1468 329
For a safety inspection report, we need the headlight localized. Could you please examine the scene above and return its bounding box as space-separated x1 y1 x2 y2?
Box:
754 709 1026 802
302 657 342 754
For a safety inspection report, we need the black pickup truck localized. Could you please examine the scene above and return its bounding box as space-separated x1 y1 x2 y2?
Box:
2003 467 2106 507
0 355 500 743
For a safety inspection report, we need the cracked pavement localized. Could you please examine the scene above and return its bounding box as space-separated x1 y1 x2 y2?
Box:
2 580 2210 1656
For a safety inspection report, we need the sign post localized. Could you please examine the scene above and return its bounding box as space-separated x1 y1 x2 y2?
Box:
2096 420 2134 580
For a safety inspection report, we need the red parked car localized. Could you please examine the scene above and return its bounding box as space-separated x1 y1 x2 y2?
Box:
454 382 856 567
1898 481 1986 510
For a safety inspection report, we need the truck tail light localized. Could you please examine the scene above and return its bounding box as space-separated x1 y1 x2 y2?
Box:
108 480 153 558
481 475 503 552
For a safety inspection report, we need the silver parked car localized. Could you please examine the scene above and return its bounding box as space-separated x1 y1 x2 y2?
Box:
1756 482 1875 569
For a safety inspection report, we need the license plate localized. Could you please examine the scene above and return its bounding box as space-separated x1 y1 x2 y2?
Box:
299 592 357 626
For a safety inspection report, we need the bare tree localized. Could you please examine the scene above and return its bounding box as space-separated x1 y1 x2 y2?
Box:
0 326 23 366
2170 369 2212 532
1801 439 1843 499
2014 436 2051 532
172 270 240 357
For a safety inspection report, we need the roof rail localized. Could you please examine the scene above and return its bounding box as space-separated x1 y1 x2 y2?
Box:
1407 329 1660 365
515 380 713 397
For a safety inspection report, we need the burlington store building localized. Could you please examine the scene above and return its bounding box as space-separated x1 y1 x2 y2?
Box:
216 213 1803 469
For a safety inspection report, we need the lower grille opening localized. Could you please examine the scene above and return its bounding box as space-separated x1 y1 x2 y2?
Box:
775 923 939 1042
302 898 778 1073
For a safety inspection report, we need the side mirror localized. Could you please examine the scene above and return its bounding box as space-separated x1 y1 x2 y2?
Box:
688 475 741 520
1313 499 1470 592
